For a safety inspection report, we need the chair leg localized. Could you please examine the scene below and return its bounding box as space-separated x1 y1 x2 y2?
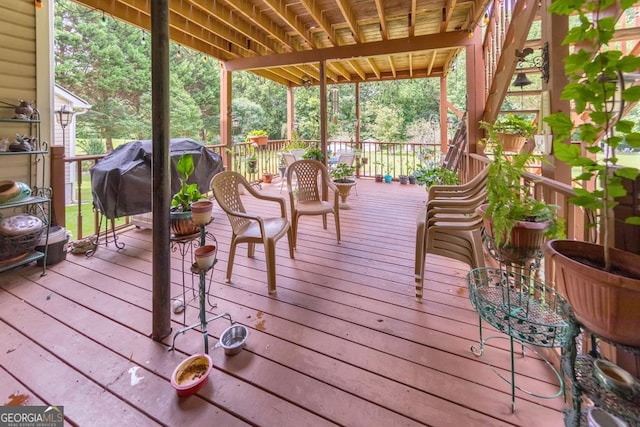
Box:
334 211 340 243
415 222 426 300
247 242 255 258
322 213 327 230
227 236 238 283
292 213 299 249
287 227 295 258
264 239 277 294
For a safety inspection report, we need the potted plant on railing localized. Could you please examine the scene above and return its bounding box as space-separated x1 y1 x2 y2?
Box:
247 129 268 146
544 0 640 347
170 154 206 237
301 147 324 162
494 113 535 153
478 121 564 266
331 163 356 209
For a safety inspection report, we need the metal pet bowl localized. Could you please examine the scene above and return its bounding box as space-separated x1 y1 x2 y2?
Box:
593 359 638 400
219 324 248 356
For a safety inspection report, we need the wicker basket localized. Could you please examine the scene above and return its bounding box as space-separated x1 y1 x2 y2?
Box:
0 226 46 263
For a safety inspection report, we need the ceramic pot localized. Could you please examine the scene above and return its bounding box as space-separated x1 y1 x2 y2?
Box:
262 173 274 183
399 175 409 185
497 133 527 153
249 135 268 146
0 180 20 204
194 244 216 270
170 353 212 397
375 174 383 183
170 211 199 237
384 174 392 183
191 200 213 226
545 240 640 346
334 180 356 209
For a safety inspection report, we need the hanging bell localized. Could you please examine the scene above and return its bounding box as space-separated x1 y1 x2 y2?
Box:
513 72 532 88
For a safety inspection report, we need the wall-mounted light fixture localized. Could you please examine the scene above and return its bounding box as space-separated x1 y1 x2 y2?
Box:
55 105 75 147
301 74 312 88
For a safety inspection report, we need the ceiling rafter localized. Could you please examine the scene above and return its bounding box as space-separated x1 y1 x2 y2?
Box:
335 0 361 43
387 56 397 78
373 0 388 40
329 61 352 80
223 0 298 52
427 50 437 75
170 4 254 56
442 48 457 76
348 60 366 80
263 0 316 48
299 0 337 46
187 0 278 54
441 0 458 32
367 58 381 79
409 52 414 76
409 0 417 37
308 63 339 82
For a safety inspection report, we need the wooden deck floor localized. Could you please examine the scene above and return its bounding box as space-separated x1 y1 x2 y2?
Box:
0 178 564 426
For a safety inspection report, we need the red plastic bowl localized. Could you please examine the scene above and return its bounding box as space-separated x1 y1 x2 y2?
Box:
170 353 212 397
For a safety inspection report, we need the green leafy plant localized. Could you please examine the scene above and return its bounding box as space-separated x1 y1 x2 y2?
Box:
413 164 459 188
171 154 205 212
480 121 563 246
544 0 640 270
494 114 536 138
331 163 356 183
284 133 308 151
246 129 268 141
302 147 324 161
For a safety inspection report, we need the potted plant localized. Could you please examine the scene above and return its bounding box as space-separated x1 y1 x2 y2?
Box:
331 163 357 209
478 121 563 265
245 144 257 173
493 113 535 153
301 147 324 162
544 0 640 346
170 154 205 236
247 129 268 146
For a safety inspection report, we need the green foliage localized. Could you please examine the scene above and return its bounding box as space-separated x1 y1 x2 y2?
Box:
246 129 268 142
171 154 205 211
480 122 563 246
331 163 356 183
76 138 105 155
302 147 324 162
544 0 640 267
284 133 308 150
413 165 459 188
494 114 536 138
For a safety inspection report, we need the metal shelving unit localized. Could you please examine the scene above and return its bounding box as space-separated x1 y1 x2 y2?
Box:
0 109 51 276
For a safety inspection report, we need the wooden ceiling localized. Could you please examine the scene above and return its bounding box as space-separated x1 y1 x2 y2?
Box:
71 0 489 87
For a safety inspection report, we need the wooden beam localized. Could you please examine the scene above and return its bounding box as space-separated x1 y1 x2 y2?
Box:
427 50 437 75
299 0 337 46
263 0 315 48
388 56 397 78
374 0 388 40
335 0 361 43
483 0 538 124
348 59 367 80
367 58 381 79
329 61 352 80
224 31 473 71
188 0 278 54
441 0 458 33
223 0 298 52
410 0 417 37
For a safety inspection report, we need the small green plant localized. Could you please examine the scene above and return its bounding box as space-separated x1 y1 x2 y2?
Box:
171 154 205 212
480 121 563 246
246 129 268 142
413 164 459 188
494 114 535 138
331 163 356 183
284 133 308 151
302 147 324 161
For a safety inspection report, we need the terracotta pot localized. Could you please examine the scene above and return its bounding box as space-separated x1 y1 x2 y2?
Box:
262 173 273 183
478 204 548 264
191 200 213 226
545 240 640 347
170 211 199 237
249 135 268 146
497 133 527 153
194 244 216 270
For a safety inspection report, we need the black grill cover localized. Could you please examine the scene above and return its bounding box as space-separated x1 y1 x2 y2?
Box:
90 139 223 219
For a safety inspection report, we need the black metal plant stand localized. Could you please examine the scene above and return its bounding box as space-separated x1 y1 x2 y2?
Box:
168 224 234 354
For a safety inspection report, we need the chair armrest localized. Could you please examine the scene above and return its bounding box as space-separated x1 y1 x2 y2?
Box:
240 179 288 219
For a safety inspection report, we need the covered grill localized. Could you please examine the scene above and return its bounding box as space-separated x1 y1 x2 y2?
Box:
90 139 223 219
